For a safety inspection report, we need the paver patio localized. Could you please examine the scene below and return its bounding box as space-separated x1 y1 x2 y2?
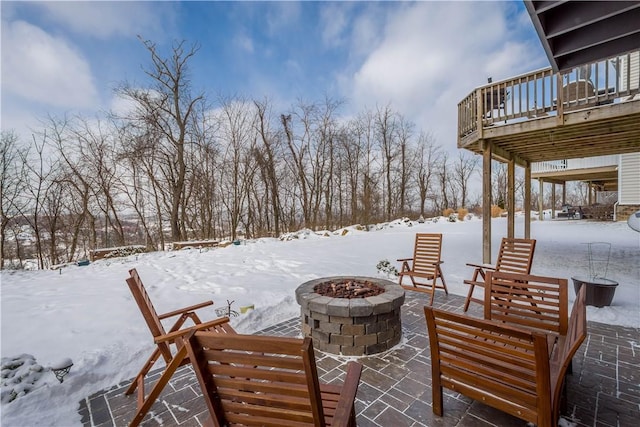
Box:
79 292 640 426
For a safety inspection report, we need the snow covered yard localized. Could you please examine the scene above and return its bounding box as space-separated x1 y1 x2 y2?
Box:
1 216 639 425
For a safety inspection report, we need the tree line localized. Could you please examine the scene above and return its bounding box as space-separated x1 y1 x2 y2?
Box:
2 39 490 269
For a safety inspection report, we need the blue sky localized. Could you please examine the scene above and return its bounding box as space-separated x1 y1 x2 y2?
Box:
1 1 549 153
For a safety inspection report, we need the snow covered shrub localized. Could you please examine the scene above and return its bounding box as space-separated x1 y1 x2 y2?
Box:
457 208 469 221
448 213 457 222
376 259 399 278
1 354 48 404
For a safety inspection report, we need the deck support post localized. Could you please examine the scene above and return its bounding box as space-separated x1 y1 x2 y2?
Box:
482 142 492 264
538 179 544 221
507 159 515 239
525 163 531 238
552 183 557 219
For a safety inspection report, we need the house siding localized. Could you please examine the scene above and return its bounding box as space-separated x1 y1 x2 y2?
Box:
619 51 639 92
619 153 640 205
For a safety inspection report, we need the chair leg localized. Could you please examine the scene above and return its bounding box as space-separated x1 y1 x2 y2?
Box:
125 348 163 396
463 283 475 312
128 346 189 427
438 266 448 295
432 385 444 416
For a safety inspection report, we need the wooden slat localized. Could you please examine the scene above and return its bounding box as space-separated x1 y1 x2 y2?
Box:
202 348 304 370
214 378 310 398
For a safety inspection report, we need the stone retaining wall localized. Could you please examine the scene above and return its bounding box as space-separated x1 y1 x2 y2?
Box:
616 204 640 222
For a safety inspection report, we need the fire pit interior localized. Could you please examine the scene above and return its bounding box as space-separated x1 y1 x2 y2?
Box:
295 276 405 356
313 279 385 298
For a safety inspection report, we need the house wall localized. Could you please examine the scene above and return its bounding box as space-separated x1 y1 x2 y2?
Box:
619 51 639 92
619 153 640 204
617 152 640 221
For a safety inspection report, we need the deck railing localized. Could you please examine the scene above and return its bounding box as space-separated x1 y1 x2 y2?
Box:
532 155 620 174
458 49 640 140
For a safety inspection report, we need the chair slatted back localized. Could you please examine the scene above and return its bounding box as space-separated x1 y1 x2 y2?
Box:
485 271 568 336
127 269 172 362
495 238 536 274
187 333 327 427
411 233 443 277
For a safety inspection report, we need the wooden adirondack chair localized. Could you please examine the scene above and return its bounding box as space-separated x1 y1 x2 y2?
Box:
463 237 536 312
185 332 363 427
125 268 236 427
397 233 448 305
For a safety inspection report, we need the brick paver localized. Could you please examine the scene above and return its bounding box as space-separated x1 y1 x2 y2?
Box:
79 292 640 426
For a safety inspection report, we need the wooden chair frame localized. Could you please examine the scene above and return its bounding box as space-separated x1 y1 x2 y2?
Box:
463 237 536 311
424 281 587 426
397 233 448 305
125 268 236 427
185 332 362 427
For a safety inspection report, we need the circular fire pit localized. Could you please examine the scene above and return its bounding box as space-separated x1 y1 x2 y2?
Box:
295 276 405 356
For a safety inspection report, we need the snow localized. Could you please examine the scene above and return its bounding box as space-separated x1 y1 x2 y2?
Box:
1 216 639 426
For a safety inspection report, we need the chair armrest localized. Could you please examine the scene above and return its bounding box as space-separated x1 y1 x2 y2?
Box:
331 361 363 427
397 257 413 262
158 300 214 320
155 316 231 344
465 262 496 271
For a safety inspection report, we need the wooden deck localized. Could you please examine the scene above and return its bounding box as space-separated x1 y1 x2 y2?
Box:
458 50 640 165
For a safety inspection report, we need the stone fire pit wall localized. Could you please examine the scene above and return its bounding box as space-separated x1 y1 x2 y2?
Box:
295 277 405 356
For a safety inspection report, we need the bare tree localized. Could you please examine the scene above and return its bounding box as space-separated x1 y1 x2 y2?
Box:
217 96 257 240
452 151 480 208
375 104 399 220
184 102 221 240
117 38 204 241
0 131 27 268
281 112 309 228
414 132 440 217
18 132 59 269
253 98 283 236
492 161 508 208
315 97 342 229
436 152 451 212
395 115 414 215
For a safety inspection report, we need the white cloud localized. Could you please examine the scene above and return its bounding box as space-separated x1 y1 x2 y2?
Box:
234 33 254 54
266 2 302 36
35 1 165 39
1 20 99 109
108 93 138 118
320 3 352 48
285 59 302 76
343 2 544 150
343 4 385 60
